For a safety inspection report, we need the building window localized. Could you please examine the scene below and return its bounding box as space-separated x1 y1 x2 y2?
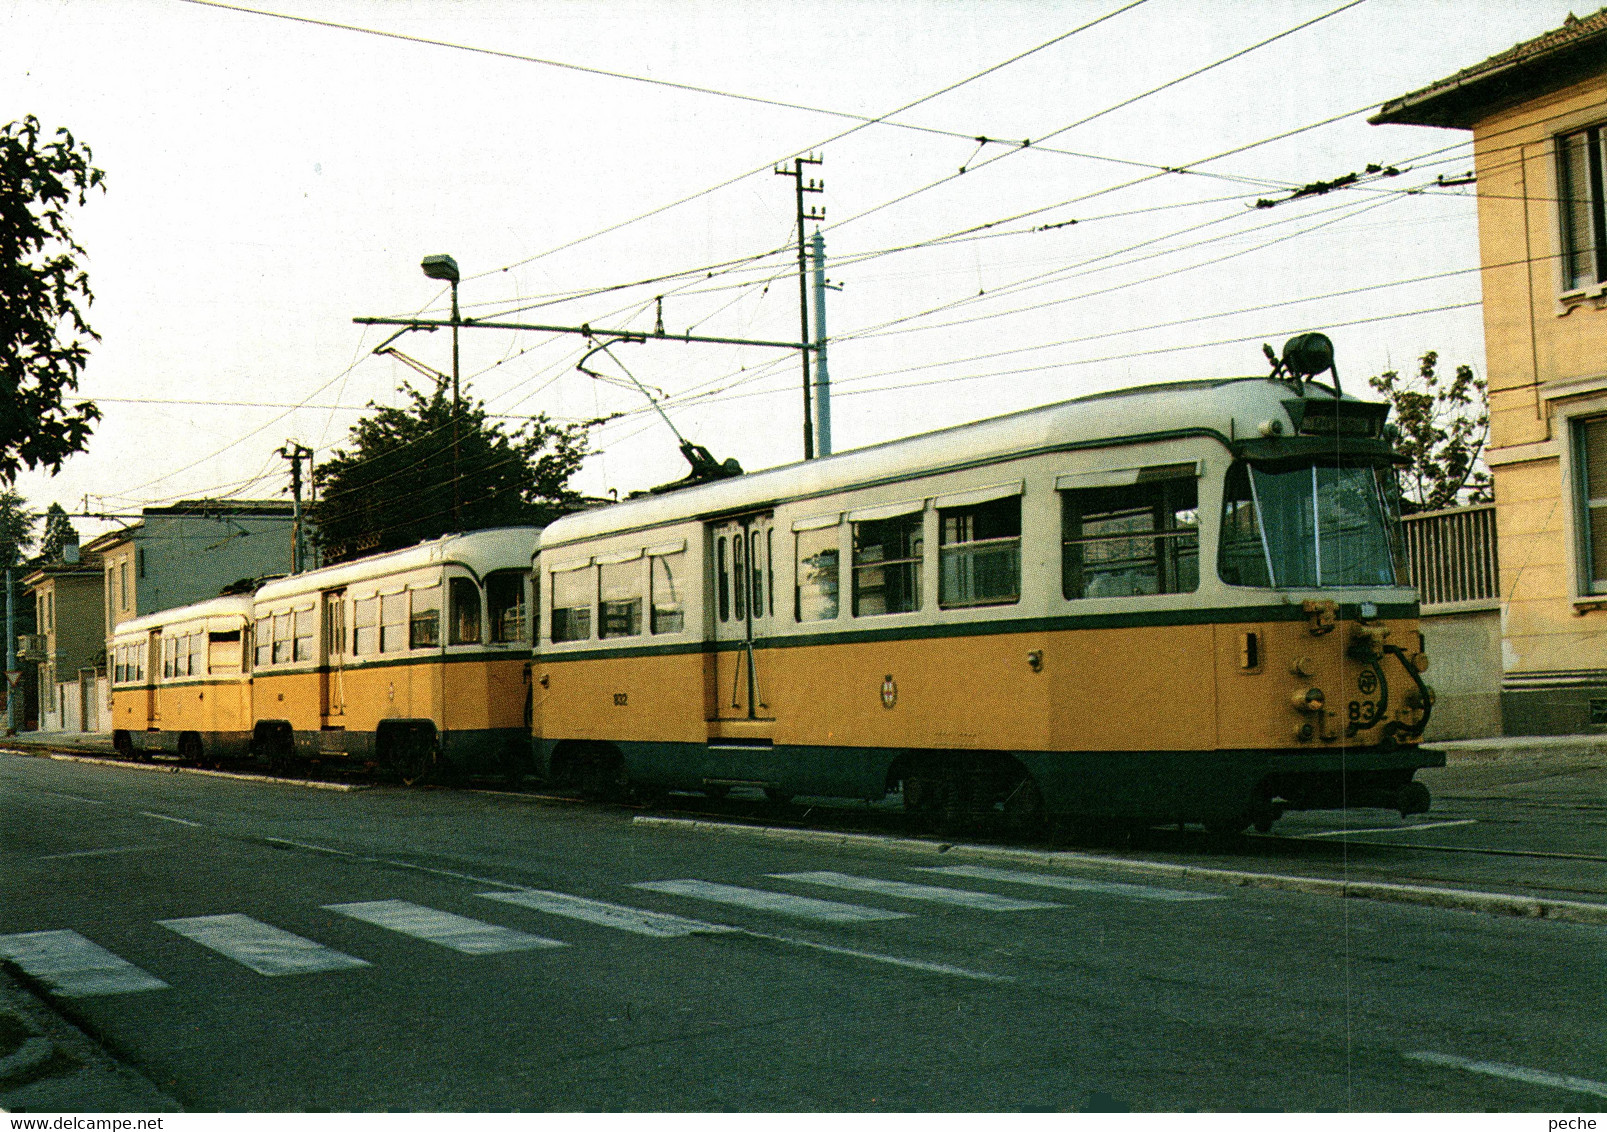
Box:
487 570 527 643
650 552 686 634
1577 415 1607 594
409 585 441 649
120 560 130 611
1063 477 1199 599
939 496 1021 608
1559 126 1607 292
852 511 924 616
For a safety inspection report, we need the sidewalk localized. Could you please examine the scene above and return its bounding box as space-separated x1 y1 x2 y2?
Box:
1425 733 1607 759
2 731 114 754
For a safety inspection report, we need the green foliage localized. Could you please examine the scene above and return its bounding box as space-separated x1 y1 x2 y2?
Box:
1369 351 1492 512
0 490 37 570
310 383 592 563
37 501 76 561
0 116 104 482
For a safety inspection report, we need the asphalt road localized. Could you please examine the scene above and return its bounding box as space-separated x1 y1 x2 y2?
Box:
1 751 1603 1112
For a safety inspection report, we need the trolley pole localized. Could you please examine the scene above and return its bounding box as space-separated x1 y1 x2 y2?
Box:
775 155 824 459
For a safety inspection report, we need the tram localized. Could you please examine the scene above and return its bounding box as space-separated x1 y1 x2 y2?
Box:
110 594 256 763
245 527 539 781
529 368 1441 832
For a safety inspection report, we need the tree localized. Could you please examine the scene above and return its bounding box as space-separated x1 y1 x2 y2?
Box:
1369 350 1492 512
311 383 593 563
37 501 76 561
0 490 37 570
0 116 104 483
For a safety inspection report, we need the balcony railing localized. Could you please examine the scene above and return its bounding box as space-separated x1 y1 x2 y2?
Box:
1400 503 1499 607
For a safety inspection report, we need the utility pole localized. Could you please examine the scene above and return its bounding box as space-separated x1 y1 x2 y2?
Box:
420 255 462 528
811 229 839 458
279 442 313 574
4 567 14 735
775 154 824 459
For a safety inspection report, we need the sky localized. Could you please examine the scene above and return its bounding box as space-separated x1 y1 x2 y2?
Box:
1 0 1573 544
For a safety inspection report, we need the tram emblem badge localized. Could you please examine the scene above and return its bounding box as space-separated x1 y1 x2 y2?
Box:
881 675 898 710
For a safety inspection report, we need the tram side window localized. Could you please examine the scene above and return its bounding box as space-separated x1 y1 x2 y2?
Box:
254 617 272 667
352 598 379 655
853 512 924 616
380 593 408 653
795 526 840 622
716 537 730 623
1219 464 1272 587
188 632 204 676
209 631 242 674
650 551 686 634
410 584 442 649
487 570 527 643
551 567 593 642
272 613 293 664
600 560 643 638
135 642 145 682
449 578 481 645
293 609 317 661
939 497 1021 608
114 646 126 684
1062 478 1199 599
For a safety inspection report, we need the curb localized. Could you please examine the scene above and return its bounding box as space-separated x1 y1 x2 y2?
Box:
0 749 369 792
632 815 1607 926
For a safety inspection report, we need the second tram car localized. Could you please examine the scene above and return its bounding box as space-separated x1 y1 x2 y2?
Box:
529 373 1441 832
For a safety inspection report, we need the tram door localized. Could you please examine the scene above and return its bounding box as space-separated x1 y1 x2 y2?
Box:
146 629 162 723
709 514 775 721
320 589 346 724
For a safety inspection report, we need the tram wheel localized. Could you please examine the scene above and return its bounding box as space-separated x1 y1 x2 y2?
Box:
1000 776 1046 837
397 737 431 787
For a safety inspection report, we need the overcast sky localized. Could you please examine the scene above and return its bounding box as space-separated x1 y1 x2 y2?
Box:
2 0 1567 543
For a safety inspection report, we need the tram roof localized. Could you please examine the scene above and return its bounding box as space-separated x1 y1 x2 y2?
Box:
114 593 256 638
541 375 1380 547
253 527 543 605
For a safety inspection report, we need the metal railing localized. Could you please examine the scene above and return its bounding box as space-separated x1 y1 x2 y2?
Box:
1400 503 1499 607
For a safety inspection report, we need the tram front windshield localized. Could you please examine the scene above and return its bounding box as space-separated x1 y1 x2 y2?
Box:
1220 460 1403 589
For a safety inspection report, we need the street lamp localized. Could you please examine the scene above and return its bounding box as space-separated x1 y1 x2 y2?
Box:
420 254 462 526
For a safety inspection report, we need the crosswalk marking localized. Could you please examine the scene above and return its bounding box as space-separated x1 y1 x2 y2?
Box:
771 871 1058 911
159 914 370 976
0 929 169 997
633 879 910 922
478 889 736 938
915 864 1223 903
323 900 566 954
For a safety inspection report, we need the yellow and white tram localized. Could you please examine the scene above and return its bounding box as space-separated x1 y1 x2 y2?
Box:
246 527 539 780
111 595 256 763
530 373 1440 832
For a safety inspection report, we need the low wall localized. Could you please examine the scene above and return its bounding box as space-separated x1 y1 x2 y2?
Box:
1419 603 1503 740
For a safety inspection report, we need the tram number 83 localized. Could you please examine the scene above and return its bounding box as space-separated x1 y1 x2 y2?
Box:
1347 700 1375 723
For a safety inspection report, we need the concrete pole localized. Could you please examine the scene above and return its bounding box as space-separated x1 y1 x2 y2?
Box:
811 229 832 458
5 567 15 735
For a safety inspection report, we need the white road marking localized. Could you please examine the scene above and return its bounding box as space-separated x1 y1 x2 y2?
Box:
324 899 566 954
1301 819 1477 838
1405 1051 1607 1099
39 790 106 805
741 929 1012 983
772 871 1058 911
159 913 370 976
0 929 169 996
39 846 148 860
633 879 910 922
479 890 736 938
916 864 1223 903
140 811 202 828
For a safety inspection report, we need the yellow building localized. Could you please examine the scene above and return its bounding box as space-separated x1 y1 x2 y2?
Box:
1374 10 1607 734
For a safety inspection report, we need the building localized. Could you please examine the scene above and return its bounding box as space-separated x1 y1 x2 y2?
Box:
1374 10 1607 734
23 549 105 733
